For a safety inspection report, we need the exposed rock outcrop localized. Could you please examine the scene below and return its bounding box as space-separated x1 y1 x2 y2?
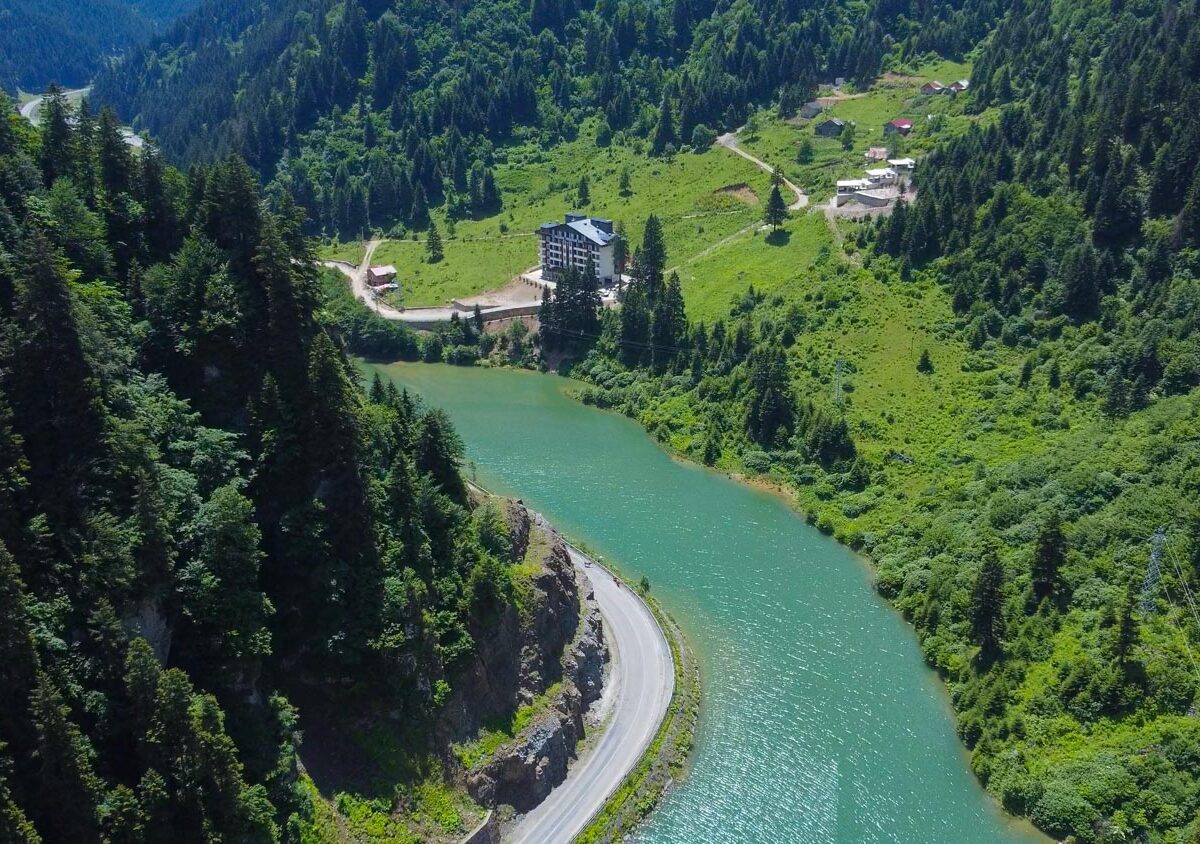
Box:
465 587 607 811
565 586 606 709
445 500 610 813
518 540 580 698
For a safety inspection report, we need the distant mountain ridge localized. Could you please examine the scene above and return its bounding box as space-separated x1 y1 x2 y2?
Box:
0 0 199 93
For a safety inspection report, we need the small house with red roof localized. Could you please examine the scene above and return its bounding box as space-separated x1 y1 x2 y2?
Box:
884 118 913 136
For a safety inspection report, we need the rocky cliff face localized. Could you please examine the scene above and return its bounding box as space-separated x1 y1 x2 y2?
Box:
465 587 607 810
442 500 610 813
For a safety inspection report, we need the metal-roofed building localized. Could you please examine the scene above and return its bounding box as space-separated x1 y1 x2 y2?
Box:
367 265 398 286
538 213 617 284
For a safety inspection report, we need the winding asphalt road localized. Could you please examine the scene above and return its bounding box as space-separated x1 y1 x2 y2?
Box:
506 546 675 844
20 87 144 148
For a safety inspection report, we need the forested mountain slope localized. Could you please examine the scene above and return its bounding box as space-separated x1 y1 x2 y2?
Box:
92 0 993 235
0 91 523 840
0 0 197 93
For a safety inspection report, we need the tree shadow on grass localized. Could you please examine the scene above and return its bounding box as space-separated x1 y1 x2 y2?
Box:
765 228 791 247
286 681 431 800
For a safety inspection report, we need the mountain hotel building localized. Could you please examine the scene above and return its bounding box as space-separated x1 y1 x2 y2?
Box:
537 213 617 285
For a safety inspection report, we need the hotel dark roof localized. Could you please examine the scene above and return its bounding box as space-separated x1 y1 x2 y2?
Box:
539 214 616 246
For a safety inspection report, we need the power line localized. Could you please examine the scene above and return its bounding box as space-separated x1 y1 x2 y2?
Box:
1141 527 1166 615
1165 540 1200 641
1151 533 1200 697
1161 578 1200 693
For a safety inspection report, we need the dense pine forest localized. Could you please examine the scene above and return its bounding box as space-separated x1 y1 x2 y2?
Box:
0 0 196 93
92 0 991 236
0 91 524 840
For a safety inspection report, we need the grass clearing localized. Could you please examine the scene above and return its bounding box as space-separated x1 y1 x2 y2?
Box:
510 522 552 619
297 718 485 844
677 212 834 323
371 235 535 307
317 240 368 265
321 121 774 306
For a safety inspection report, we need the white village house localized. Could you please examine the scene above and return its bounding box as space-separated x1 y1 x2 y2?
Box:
538 213 618 284
836 179 872 206
865 167 898 185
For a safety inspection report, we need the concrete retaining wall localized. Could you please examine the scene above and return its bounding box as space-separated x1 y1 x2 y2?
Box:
481 303 540 322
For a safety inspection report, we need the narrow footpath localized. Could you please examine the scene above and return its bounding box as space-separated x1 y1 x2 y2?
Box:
663 129 810 274
506 546 675 844
716 129 808 209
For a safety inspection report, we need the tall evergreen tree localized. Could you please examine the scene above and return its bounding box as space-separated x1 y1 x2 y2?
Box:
27 674 101 842
651 96 676 155
1031 513 1067 604
38 87 74 187
640 215 667 285
745 345 795 446
427 220 444 262
764 183 788 230
619 278 651 366
970 548 1007 659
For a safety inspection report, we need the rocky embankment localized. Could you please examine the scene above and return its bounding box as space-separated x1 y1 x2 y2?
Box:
442 500 609 820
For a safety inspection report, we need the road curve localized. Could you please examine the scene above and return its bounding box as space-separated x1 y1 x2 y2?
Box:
716 130 808 209
20 87 144 148
507 546 675 844
19 86 91 123
323 239 542 325
323 239 459 322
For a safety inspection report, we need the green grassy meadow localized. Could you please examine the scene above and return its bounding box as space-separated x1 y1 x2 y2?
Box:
370 234 535 306
640 226 1089 535
318 59 979 310
675 212 835 322
319 122 774 306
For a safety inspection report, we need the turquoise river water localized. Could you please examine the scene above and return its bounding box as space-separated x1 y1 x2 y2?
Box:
367 362 1045 844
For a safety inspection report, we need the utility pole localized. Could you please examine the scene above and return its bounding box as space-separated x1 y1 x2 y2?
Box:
1140 527 1166 615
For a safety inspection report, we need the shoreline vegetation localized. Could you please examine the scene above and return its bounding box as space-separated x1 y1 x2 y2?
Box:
572 549 700 844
